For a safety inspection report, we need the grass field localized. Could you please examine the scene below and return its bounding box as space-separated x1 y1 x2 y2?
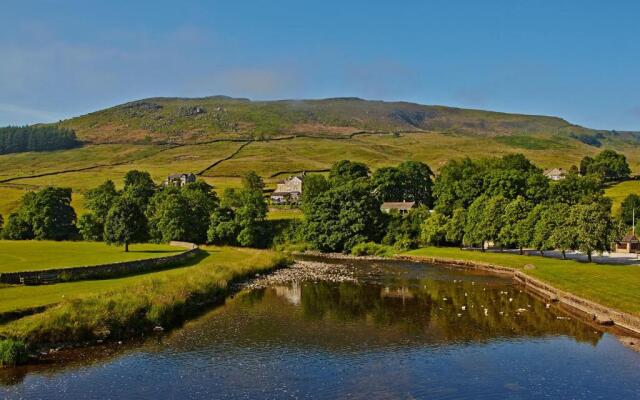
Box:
0 246 287 344
404 247 640 316
605 180 640 215
267 207 304 220
0 241 181 273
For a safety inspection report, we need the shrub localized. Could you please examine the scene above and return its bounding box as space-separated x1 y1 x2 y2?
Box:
0 339 28 367
350 242 393 257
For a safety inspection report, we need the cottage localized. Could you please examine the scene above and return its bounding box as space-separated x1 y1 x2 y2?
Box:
543 168 566 181
270 175 304 205
615 233 640 254
164 173 196 187
381 201 416 215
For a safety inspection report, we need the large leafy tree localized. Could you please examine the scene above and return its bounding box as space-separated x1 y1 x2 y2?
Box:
5 187 77 240
463 195 488 249
420 211 449 246
329 160 370 184
80 180 120 241
208 171 268 247
434 158 486 215
304 180 384 252
104 196 148 252
581 150 630 182
371 167 406 202
123 170 156 211
445 208 466 247
498 196 532 253
548 172 603 205
570 197 615 262
531 203 570 256
300 174 330 213
397 161 434 206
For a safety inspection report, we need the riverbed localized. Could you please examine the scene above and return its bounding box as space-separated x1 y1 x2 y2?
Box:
1 257 639 399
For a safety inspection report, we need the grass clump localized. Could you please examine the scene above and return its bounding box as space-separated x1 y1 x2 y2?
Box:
351 242 393 257
0 247 290 345
0 339 28 367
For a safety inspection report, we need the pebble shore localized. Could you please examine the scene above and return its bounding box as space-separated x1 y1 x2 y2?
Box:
240 261 358 290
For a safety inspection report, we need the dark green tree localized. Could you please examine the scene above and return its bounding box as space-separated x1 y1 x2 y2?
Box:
12 187 77 240
329 160 370 184
581 150 631 181
371 167 405 202
77 213 104 241
123 170 156 210
301 174 330 213
85 180 119 222
433 158 485 215
397 161 434 206
304 180 384 252
104 196 147 252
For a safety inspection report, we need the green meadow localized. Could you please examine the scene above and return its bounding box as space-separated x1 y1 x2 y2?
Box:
0 241 181 273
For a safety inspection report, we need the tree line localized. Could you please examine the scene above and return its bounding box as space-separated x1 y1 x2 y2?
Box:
0 170 270 251
0 126 80 155
0 149 636 262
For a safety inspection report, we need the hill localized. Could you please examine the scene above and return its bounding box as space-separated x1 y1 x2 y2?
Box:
0 96 638 216
56 96 636 145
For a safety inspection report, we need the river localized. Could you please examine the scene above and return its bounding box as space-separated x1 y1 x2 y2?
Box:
1 257 639 399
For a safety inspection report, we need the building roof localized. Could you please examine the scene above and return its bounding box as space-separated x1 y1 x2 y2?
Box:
620 233 639 243
381 201 416 211
543 168 566 177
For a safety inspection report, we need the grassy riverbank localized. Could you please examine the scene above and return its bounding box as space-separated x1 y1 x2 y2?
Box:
0 241 182 273
403 247 640 316
0 246 288 346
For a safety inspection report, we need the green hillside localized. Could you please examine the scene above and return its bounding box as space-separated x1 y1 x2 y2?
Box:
56 96 627 144
0 96 638 216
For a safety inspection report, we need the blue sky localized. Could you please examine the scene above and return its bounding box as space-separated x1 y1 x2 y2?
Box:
2 0 639 130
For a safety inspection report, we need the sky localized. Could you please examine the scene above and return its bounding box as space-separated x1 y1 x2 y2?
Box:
1 0 640 130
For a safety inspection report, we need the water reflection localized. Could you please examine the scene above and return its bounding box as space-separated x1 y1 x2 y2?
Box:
1 259 638 400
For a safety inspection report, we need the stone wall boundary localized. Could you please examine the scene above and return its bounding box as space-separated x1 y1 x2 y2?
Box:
397 255 640 336
0 244 200 286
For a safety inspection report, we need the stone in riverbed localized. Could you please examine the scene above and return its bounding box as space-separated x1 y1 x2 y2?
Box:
593 314 614 326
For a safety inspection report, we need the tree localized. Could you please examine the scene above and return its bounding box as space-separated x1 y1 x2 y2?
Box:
104 196 147 252
445 208 466 247
77 213 104 241
433 158 485 215
548 172 603 205
85 180 119 222
581 150 630 182
0 213 3 233
549 220 577 260
620 194 640 228
579 156 594 176
242 171 265 192
207 207 239 245
329 160 369 184
531 203 570 256
463 195 488 249
123 170 156 210
304 180 384 252
478 195 509 249
146 190 191 243
371 167 405 202
499 196 532 254
570 198 615 262
2 213 32 240
397 161 434 206
420 212 449 246
82 179 119 240
11 187 77 240
301 174 330 213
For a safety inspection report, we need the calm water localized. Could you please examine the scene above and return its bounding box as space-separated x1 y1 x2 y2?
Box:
1 258 640 399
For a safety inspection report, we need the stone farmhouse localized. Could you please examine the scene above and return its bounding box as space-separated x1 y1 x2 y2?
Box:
381 201 416 215
543 168 566 181
271 175 304 205
164 173 196 187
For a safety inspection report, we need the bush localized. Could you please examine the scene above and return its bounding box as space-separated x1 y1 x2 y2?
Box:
0 339 28 367
350 242 393 257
